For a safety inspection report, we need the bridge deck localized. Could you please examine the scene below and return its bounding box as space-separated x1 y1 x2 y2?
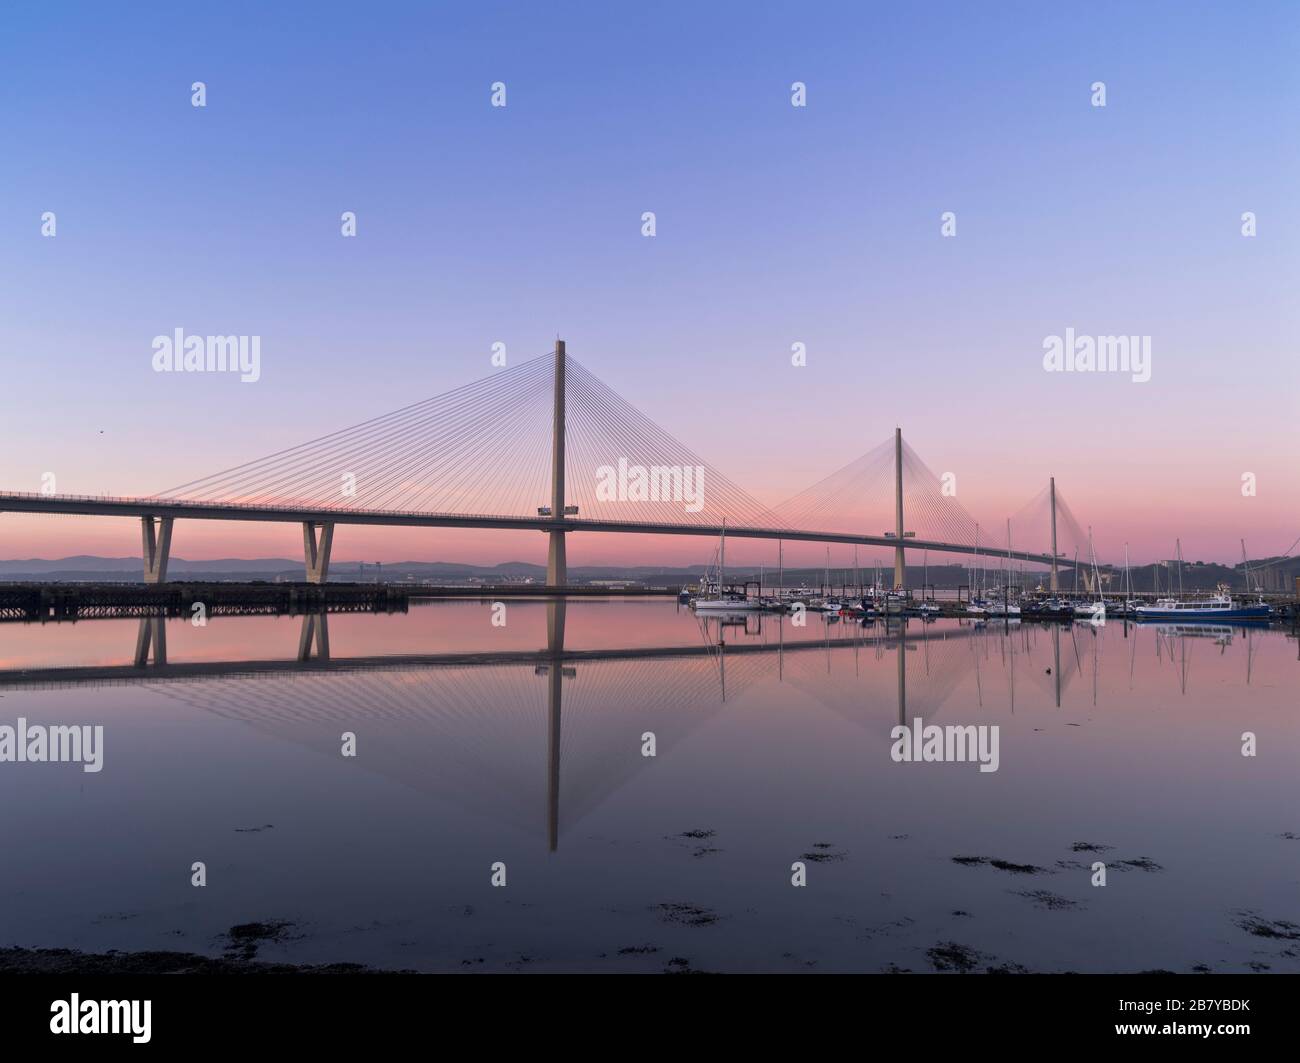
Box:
0 492 1068 568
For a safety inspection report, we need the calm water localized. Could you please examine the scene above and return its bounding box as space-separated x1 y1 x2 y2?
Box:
1 599 1297 973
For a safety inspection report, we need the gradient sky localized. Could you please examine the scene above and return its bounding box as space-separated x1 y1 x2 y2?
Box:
1 1 1296 570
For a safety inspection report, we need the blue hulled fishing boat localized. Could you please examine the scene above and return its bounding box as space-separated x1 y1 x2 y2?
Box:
1134 594 1270 622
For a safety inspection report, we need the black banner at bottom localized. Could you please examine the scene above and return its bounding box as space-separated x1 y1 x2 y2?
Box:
0 971 1293 1050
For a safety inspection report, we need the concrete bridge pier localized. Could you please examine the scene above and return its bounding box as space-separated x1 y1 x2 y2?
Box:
141 516 173 584
303 521 334 584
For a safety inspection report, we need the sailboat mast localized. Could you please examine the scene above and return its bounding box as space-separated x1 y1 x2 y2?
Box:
1088 527 1099 601
719 518 726 600
1005 518 1012 602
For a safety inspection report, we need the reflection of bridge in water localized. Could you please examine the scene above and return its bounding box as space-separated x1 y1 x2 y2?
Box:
0 608 1094 850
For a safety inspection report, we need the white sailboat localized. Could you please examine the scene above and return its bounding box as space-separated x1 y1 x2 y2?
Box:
985 519 1021 617
693 518 761 612
1074 527 1105 623
966 523 988 615
1123 542 1137 615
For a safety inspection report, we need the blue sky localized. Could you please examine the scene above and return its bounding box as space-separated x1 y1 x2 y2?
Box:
1 1 1296 563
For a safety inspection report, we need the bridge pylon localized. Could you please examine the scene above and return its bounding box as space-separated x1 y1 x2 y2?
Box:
546 339 567 587
893 428 907 590
1049 476 1059 592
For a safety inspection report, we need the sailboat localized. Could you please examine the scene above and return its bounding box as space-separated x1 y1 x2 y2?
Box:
819 547 843 612
984 519 1021 617
1073 528 1105 622
966 523 988 615
1122 542 1137 615
917 548 940 618
693 519 761 612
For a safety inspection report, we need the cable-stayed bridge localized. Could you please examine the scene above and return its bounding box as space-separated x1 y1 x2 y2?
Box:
0 342 1093 587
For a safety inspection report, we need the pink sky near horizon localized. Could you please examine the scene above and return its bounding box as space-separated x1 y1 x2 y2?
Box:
2 420 1295 569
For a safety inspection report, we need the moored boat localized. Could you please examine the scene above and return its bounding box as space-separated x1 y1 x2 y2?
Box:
1135 594 1269 622
692 518 762 612
693 596 762 612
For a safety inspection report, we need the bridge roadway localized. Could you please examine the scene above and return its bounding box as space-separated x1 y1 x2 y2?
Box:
0 492 1069 569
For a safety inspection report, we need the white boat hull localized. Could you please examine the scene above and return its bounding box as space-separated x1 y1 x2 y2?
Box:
693 599 762 612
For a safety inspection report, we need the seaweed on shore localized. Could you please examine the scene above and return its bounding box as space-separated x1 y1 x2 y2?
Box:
1010 889 1083 911
0 945 396 975
1234 911 1300 941
926 941 1027 974
223 920 298 961
952 855 1050 875
652 903 721 928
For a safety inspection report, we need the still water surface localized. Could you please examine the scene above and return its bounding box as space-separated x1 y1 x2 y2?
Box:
1 600 1297 973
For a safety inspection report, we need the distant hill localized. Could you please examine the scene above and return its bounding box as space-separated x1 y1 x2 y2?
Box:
0 557 705 584
0 556 299 575
1 555 1295 590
